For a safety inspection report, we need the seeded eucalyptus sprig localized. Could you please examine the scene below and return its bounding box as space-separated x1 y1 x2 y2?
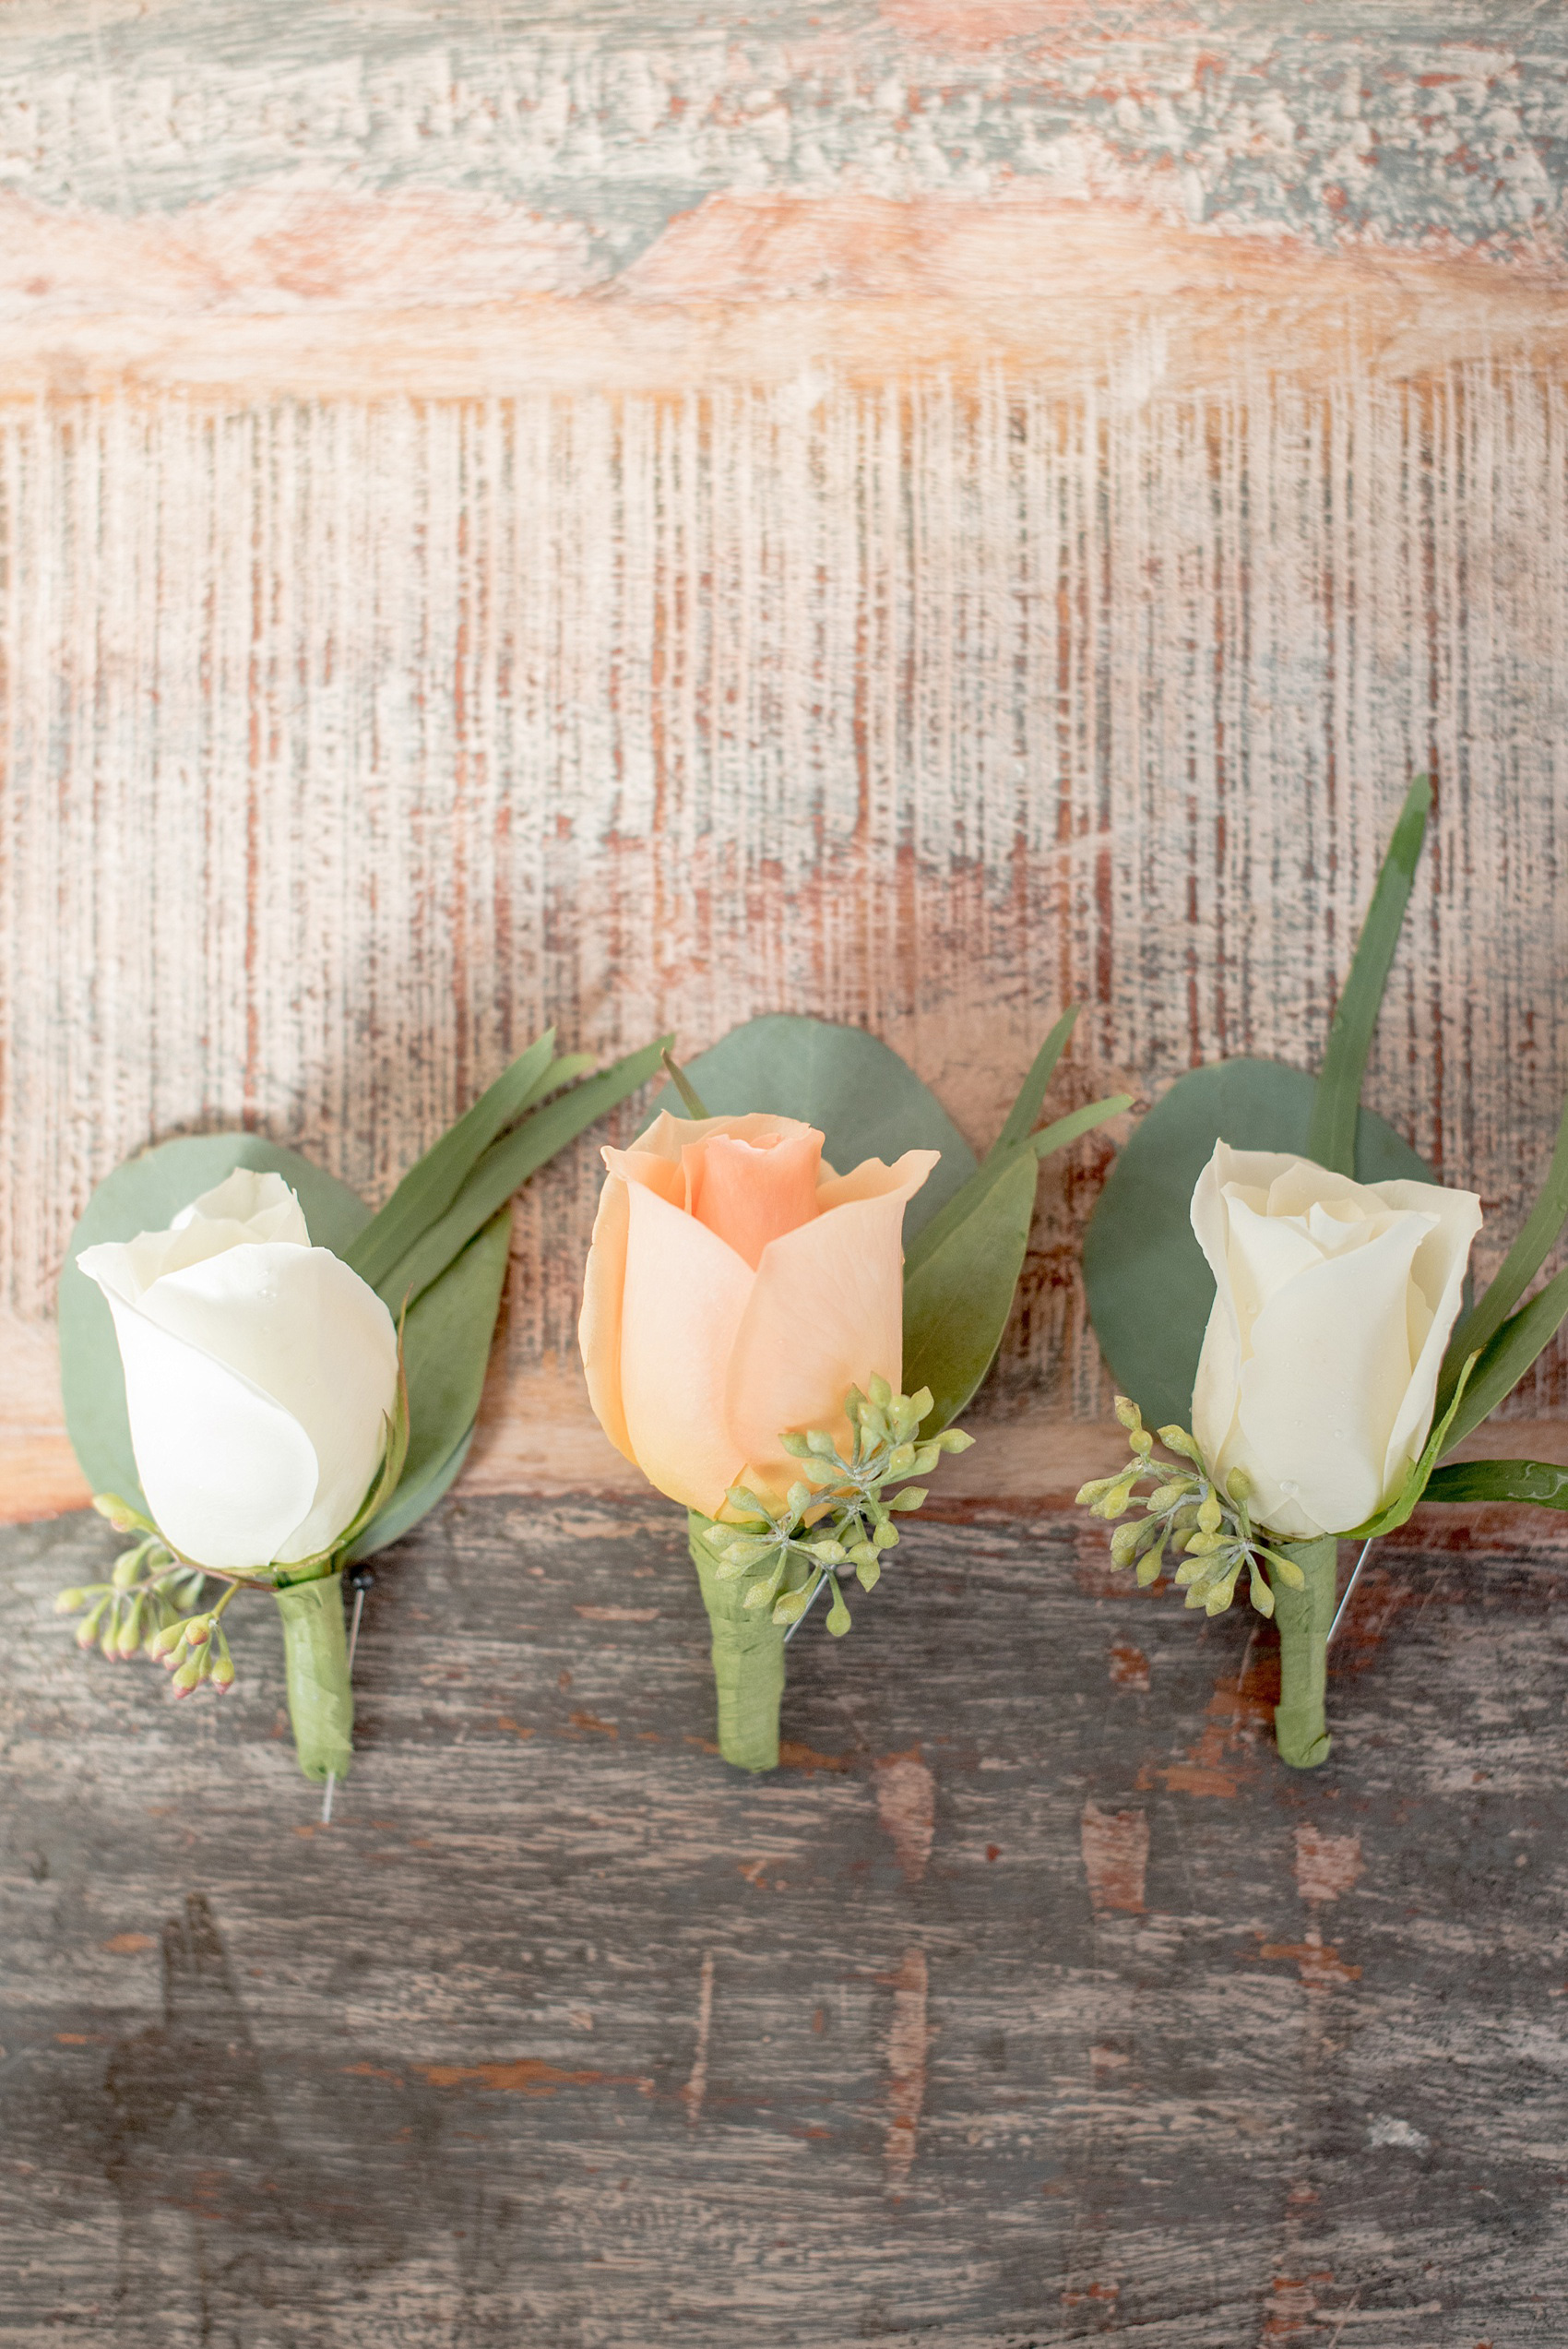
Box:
699 1377 974 1637
1078 1397 1307 1618
53 1492 239 1695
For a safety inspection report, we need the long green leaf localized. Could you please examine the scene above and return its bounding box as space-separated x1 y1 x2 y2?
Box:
345 1031 561 1290
376 1036 671 1309
1306 773 1431 1175
1437 1262 1568 1454
986 1007 1078 1162
1437 1085 1568 1415
351 1207 513 1557
906 1095 1130 1281
1423 1457 1568 1509
903 1148 1039 1432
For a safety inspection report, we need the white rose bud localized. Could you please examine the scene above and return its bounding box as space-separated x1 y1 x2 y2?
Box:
1190 1142 1482 1541
77 1169 399 1572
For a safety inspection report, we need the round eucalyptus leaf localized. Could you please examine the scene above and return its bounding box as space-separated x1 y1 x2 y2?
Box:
59 1134 371 1508
676 1015 979 1242
1082 1058 1438 1431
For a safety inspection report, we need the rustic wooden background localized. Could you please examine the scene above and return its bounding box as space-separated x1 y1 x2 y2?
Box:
5 1497 1567 2346
3 0 1568 1509
3 6 1568 2342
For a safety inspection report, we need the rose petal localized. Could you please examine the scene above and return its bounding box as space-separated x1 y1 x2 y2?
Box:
683 1128 825 1268
98 1292 321 1570
617 1182 755 1514
726 1152 937 1499
1237 1208 1439 1534
628 1108 820 1170
579 1163 636 1463
1370 1177 1483 1492
135 1244 398 1564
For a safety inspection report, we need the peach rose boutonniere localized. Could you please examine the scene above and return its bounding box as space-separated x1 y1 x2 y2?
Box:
580 1021 1131 1771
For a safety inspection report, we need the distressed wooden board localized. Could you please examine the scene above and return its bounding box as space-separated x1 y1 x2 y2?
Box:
2 1496 1566 2344
3 3 1568 1521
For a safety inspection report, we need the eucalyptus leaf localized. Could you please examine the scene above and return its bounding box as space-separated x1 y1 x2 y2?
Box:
902 1148 1039 1432
1083 1058 1438 1431
1436 1263 1568 1456
374 1037 671 1308
676 1015 978 1245
344 1030 561 1292
58 1134 370 1508
1422 1457 1568 1509
1437 1086 1568 1416
1306 773 1431 1175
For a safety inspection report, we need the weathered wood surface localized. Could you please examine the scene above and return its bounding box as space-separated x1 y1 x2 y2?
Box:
3 1496 1565 2345
4 2 1568 1516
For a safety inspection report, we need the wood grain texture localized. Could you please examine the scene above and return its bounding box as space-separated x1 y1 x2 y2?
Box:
3 1496 1567 2344
2 0 1568 1512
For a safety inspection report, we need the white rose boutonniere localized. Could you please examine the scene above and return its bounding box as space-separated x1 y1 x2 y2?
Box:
1190 1145 1481 1543
78 1170 399 1574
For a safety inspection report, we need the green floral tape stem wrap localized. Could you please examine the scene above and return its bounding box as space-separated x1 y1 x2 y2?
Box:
688 1514 786 1773
1265 1535 1336 1771
275 1574 354 1783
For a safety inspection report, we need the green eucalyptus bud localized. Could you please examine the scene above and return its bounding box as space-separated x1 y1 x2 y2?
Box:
825 1581 851 1637
1075 1476 1116 1507
937 1428 974 1454
111 1547 148 1592
886 1486 928 1513
1158 1426 1203 1461
811 1539 848 1565
908 1387 934 1425
909 1444 942 1475
778 1432 814 1458
209 1633 236 1693
172 1647 210 1696
1196 1494 1224 1534
887 1442 917 1477
54 1586 93 1615
77 1595 112 1650
786 1483 814 1516
854 1556 882 1592
873 1520 899 1550
1114 1396 1143 1432
868 1375 893 1410
1226 1465 1253 1502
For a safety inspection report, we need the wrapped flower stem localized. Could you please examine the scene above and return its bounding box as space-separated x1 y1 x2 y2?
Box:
1265 1535 1336 1771
688 1518 787 1772
275 1572 355 1783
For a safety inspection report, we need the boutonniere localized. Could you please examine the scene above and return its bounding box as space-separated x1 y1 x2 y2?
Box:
1081 776 1568 1767
54 1031 667 1793
579 1015 1130 1769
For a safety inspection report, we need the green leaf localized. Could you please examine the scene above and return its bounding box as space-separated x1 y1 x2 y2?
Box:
347 1423 478 1560
350 1206 513 1557
58 1134 371 1508
1345 1354 1475 1540
902 1148 1039 1432
906 1097 1129 1281
1306 773 1431 1175
1082 1057 1438 1432
1436 1086 1568 1416
344 1031 562 1292
1436 1264 1568 1456
986 1007 1078 1162
374 1037 671 1309
677 1015 979 1245
1422 1457 1568 1510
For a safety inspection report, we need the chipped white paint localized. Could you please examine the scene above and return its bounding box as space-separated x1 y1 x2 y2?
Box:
4 364 1567 1440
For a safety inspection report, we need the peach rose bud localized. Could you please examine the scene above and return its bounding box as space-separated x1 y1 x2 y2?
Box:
578 1111 937 1517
